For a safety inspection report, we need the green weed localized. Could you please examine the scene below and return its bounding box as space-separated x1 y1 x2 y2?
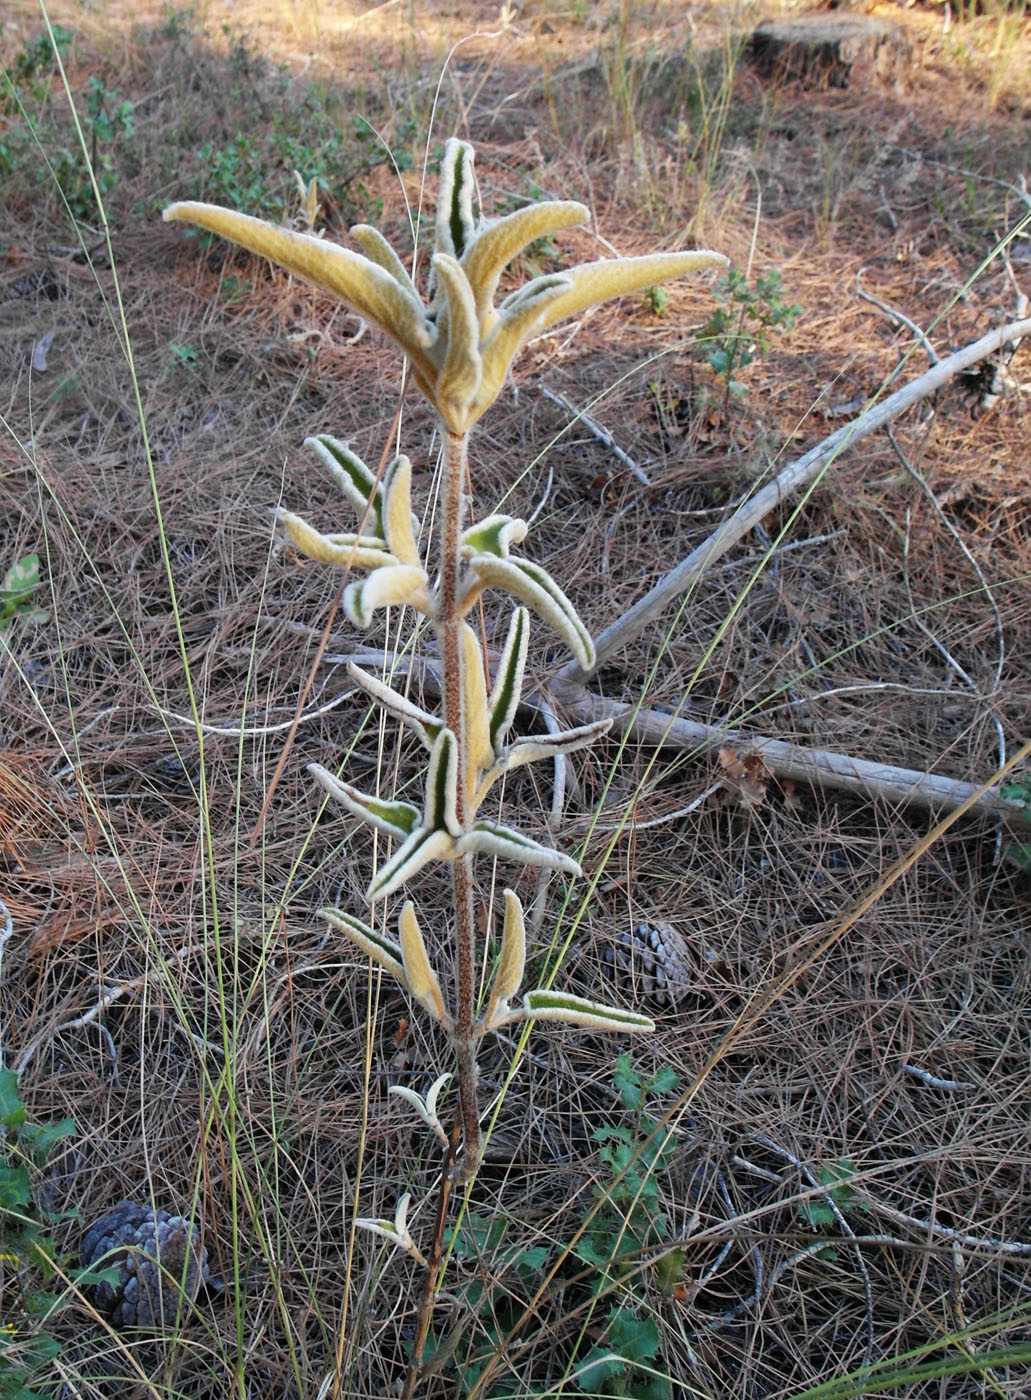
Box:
0 1066 114 1400
1000 772 1031 871
694 266 802 408
641 285 668 317
570 1055 682 1400
0 554 47 635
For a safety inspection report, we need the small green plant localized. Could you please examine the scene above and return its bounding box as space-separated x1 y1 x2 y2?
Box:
0 25 74 180
0 1066 112 1400
163 138 725 1396
52 76 134 221
572 1055 682 1400
0 554 47 635
694 266 802 407
796 1158 858 1230
642 284 668 316
4 24 73 99
1000 773 1031 871
794 1157 860 1261
422 1211 551 1396
166 341 199 376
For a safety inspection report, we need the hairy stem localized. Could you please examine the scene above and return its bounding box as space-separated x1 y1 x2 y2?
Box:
437 428 481 1173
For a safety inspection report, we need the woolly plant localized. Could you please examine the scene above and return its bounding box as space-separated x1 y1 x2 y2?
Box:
164 139 726 1390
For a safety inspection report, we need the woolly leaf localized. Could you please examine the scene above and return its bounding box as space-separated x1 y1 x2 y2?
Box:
522 990 655 1032
432 253 483 425
163 203 438 383
424 727 461 836
460 515 528 559
485 888 526 1029
436 138 478 261
477 276 573 413
399 902 448 1025
347 663 442 748
504 718 611 768
354 1192 426 1265
344 564 430 626
381 455 422 567
460 624 493 781
276 510 393 570
320 907 407 985
531 249 730 334
309 762 421 837
488 607 529 755
349 223 420 300
367 826 456 903
466 555 594 669
462 200 589 330
305 434 385 537
459 819 582 876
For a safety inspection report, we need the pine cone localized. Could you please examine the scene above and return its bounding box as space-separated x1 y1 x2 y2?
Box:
603 921 693 1007
81 1200 209 1328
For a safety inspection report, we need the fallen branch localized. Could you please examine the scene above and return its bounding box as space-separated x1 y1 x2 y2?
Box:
553 315 1031 699
313 650 1029 829
561 691 1031 829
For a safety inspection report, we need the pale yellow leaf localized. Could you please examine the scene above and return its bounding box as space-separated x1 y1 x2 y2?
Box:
399 902 448 1024
459 623 493 788
382 456 421 567
163 202 437 381
462 200 589 331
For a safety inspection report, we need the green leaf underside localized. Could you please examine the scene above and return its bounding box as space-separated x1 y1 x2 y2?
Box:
320 907 407 981
309 763 421 837
461 515 527 558
368 827 454 902
306 435 384 537
489 607 528 754
506 718 612 765
347 664 442 747
464 820 581 874
469 555 594 669
426 729 460 834
523 990 654 1031
450 144 469 258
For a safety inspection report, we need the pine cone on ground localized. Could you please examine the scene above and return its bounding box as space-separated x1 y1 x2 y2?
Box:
603 921 693 1007
80 1200 209 1328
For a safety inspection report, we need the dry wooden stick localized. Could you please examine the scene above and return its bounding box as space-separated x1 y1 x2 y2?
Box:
553 315 1031 700
561 691 1031 829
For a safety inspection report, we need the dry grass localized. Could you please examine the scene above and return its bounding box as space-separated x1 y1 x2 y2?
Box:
2 1 1030 1396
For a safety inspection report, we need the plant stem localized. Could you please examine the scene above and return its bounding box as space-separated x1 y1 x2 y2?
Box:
399 430 480 1400
400 1117 461 1400
437 427 481 1175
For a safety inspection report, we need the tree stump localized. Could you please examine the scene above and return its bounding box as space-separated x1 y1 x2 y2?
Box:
750 15 909 89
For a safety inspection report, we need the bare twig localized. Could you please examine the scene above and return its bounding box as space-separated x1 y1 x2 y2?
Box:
903 1063 972 1091
855 270 941 365
540 385 650 486
154 687 356 738
553 316 1031 699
